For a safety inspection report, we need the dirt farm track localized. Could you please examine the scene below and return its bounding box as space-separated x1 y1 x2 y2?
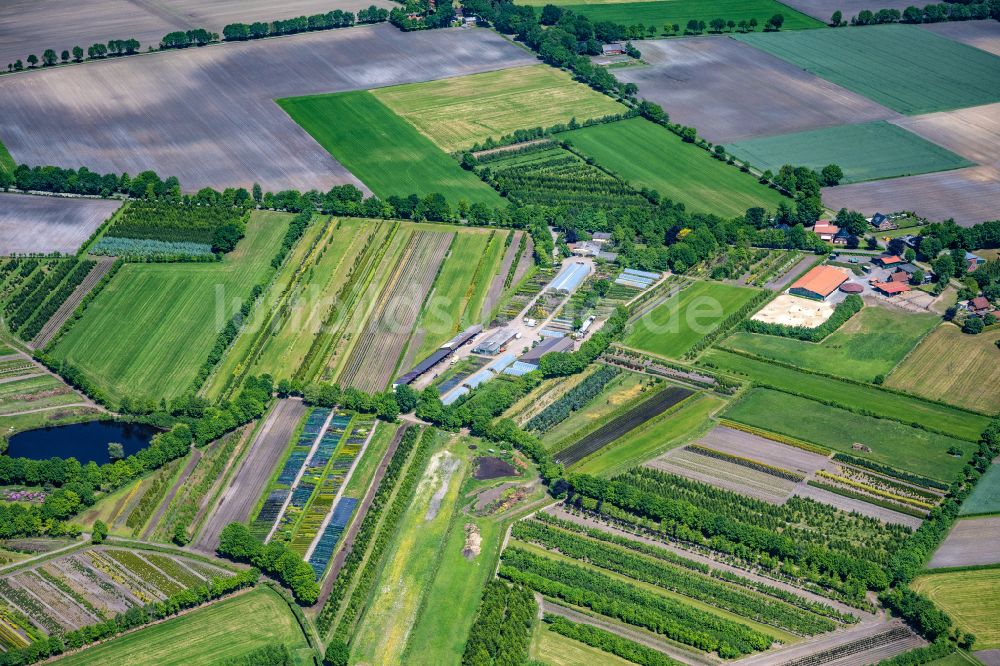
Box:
0 24 536 193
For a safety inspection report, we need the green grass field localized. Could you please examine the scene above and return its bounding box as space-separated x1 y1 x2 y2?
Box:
723 306 938 383
735 24 1000 115
701 349 990 442
531 624 636 666
887 324 1000 415
960 464 1000 516
574 392 725 476
52 213 285 404
726 121 973 184
52 587 313 665
516 0 823 31
563 118 787 217
0 138 14 176
372 65 625 153
912 569 1000 649
725 388 974 482
277 91 501 205
410 229 507 361
624 281 760 359
351 433 466 664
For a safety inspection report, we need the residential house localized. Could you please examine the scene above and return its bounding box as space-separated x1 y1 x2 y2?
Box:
833 228 852 246
602 43 625 55
813 221 840 242
870 212 898 231
895 263 933 284
874 255 905 268
970 296 991 315
966 251 986 273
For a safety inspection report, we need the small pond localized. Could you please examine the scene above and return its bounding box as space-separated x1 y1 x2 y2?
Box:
474 456 518 480
6 420 160 464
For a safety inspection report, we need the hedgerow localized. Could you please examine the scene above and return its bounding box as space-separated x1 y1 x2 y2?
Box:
543 615 680 666
461 581 536 665
19 260 95 341
217 523 318 604
526 365 621 433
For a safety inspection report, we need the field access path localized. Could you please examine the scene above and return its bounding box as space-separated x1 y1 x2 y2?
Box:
193 398 306 553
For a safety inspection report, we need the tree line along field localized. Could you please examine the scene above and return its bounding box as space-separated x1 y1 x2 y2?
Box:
51 211 286 404
623 280 761 359
700 348 991 442
722 306 939 384
515 0 824 31
724 388 975 483
886 323 1000 415
563 118 787 217
277 91 502 205
0 24 535 193
49 586 312 666
735 24 1000 115
370 65 626 153
725 121 973 184
911 569 1000 650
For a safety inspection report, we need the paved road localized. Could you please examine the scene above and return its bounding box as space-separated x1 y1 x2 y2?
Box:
192 398 306 553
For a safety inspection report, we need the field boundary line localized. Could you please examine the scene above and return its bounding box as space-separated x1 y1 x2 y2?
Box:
304 419 378 561
265 408 337 543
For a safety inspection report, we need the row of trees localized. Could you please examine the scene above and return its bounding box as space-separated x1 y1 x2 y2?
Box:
461 581 536 665
216 523 318 604
832 1 1000 26
6 39 140 74
0 569 259 666
222 6 387 42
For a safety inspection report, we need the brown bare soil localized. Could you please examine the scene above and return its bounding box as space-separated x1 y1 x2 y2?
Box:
615 37 898 144
0 25 536 192
32 258 115 349
193 398 306 553
339 230 453 393
0 0 396 73
752 294 835 328
891 102 1000 167
928 517 1000 568
822 165 1000 226
922 19 1000 56
696 426 830 474
0 193 120 255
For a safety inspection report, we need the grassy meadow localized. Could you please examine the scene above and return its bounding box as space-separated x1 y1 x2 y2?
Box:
372 65 625 153
887 323 1000 415
573 392 726 476
726 121 972 184
0 138 14 176
530 624 636 666
350 433 467 665
410 228 508 361
52 213 286 404
723 306 939 383
724 388 974 482
624 280 760 359
277 91 502 205
701 349 990 442
517 0 823 31
52 587 312 665
735 25 1000 114
912 569 1000 649
563 117 787 217
960 464 1000 516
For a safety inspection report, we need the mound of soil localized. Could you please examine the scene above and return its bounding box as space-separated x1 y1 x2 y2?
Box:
474 456 517 480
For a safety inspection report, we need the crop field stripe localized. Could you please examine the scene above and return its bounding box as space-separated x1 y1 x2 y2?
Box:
371 65 626 153
51 215 285 403
912 569 1000 649
563 117 787 217
544 0 823 29
723 388 974 483
886 323 1000 415
49 587 311 666
555 385 695 466
734 25 1000 115
624 280 761 359
277 91 502 205
701 348 991 442
726 121 974 184
0 138 14 176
